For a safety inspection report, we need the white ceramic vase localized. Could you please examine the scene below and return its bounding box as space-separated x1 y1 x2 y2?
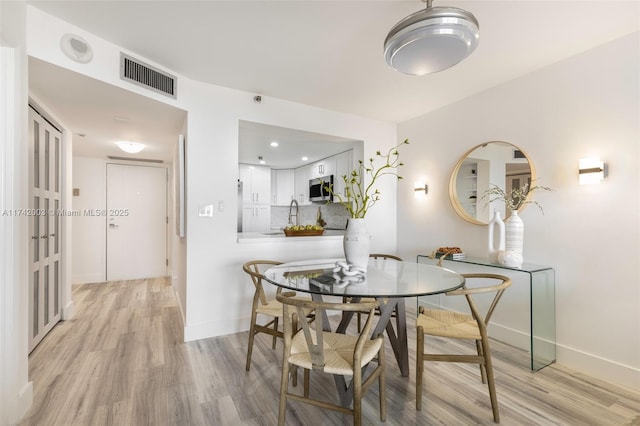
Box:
343 218 370 270
502 209 524 267
487 211 505 262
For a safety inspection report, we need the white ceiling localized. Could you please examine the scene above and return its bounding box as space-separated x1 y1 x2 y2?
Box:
26 1 639 164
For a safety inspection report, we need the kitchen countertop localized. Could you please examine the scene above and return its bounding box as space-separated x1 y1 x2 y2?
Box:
237 229 345 243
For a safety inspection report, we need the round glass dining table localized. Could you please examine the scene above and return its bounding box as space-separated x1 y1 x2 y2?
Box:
263 257 465 298
263 257 465 396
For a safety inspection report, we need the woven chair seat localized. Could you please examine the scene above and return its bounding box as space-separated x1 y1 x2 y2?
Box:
289 330 383 376
417 309 481 340
255 299 284 317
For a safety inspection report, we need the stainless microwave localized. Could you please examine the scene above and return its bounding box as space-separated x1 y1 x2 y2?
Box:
309 175 333 203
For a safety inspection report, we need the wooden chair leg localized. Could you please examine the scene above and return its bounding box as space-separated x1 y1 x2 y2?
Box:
476 339 488 384
246 313 257 371
482 337 500 423
272 317 279 349
278 358 289 426
416 325 424 411
291 316 298 387
353 369 362 426
379 341 387 422
303 369 310 398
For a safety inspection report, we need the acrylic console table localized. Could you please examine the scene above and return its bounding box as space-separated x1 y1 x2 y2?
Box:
416 254 556 371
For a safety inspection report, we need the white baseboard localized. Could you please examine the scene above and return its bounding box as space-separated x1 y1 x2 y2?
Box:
61 299 75 320
557 344 640 392
184 318 247 343
14 381 33 425
172 285 186 331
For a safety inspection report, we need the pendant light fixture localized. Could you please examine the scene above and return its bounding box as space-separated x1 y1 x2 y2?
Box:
384 0 479 76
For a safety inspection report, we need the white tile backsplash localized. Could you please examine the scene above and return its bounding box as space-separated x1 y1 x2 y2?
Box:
271 203 349 230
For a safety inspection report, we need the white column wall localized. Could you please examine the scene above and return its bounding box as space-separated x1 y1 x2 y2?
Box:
0 1 32 424
397 33 640 391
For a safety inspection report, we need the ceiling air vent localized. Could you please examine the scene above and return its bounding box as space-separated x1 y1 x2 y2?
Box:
120 53 177 99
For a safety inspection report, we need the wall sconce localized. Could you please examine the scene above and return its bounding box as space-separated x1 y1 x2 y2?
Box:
414 183 429 195
579 158 605 185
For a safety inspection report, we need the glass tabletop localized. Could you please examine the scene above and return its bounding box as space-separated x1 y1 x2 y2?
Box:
263 258 465 298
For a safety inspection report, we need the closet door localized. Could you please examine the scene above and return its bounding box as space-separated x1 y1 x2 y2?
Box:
28 106 62 352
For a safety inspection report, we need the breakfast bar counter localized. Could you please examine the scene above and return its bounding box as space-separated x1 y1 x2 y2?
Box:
237 229 345 243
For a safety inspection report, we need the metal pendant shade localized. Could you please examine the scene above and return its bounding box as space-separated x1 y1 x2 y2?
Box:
384 2 479 76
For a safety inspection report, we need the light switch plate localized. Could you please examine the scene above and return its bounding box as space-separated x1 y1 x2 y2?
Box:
198 204 214 217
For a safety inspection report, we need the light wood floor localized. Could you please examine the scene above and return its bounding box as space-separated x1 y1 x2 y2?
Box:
19 277 640 425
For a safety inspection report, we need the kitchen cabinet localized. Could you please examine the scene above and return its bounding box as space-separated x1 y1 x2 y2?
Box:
240 163 271 232
239 163 271 205
308 157 336 180
271 169 295 206
294 166 310 205
242 205 270 232
333 150 353 198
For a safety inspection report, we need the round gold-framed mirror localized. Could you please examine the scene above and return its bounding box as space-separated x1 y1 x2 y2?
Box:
449 141 536 225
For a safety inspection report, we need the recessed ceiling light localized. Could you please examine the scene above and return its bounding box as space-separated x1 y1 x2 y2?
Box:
115 141 145 154
270 141 279 147
302 156 309 161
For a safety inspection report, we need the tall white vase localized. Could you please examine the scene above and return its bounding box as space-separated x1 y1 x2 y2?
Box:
487 211 505 262
502 209 524 268
343 218 370 270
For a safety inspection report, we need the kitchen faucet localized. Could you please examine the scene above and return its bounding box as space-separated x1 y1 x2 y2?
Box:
288 199 299 226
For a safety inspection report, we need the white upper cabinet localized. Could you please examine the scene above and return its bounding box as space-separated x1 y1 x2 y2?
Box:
334 150 353 198
308 157 336 180
294 166 310 205
239 163 271 205
271 169 295 206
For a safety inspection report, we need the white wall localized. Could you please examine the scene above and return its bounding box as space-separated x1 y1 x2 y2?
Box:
26 7 398 343
71 157 106 283
397 33 640 391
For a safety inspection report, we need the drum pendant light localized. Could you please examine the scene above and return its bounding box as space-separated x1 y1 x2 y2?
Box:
384 0 479 76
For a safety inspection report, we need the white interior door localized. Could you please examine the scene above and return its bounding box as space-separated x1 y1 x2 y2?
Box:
28 107 62 352
106 163 167 281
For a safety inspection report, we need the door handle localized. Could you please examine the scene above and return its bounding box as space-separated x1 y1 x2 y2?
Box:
40 235 48 239
109 223 120 228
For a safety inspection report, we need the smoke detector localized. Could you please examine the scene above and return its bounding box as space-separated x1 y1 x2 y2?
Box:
60 34 93 64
